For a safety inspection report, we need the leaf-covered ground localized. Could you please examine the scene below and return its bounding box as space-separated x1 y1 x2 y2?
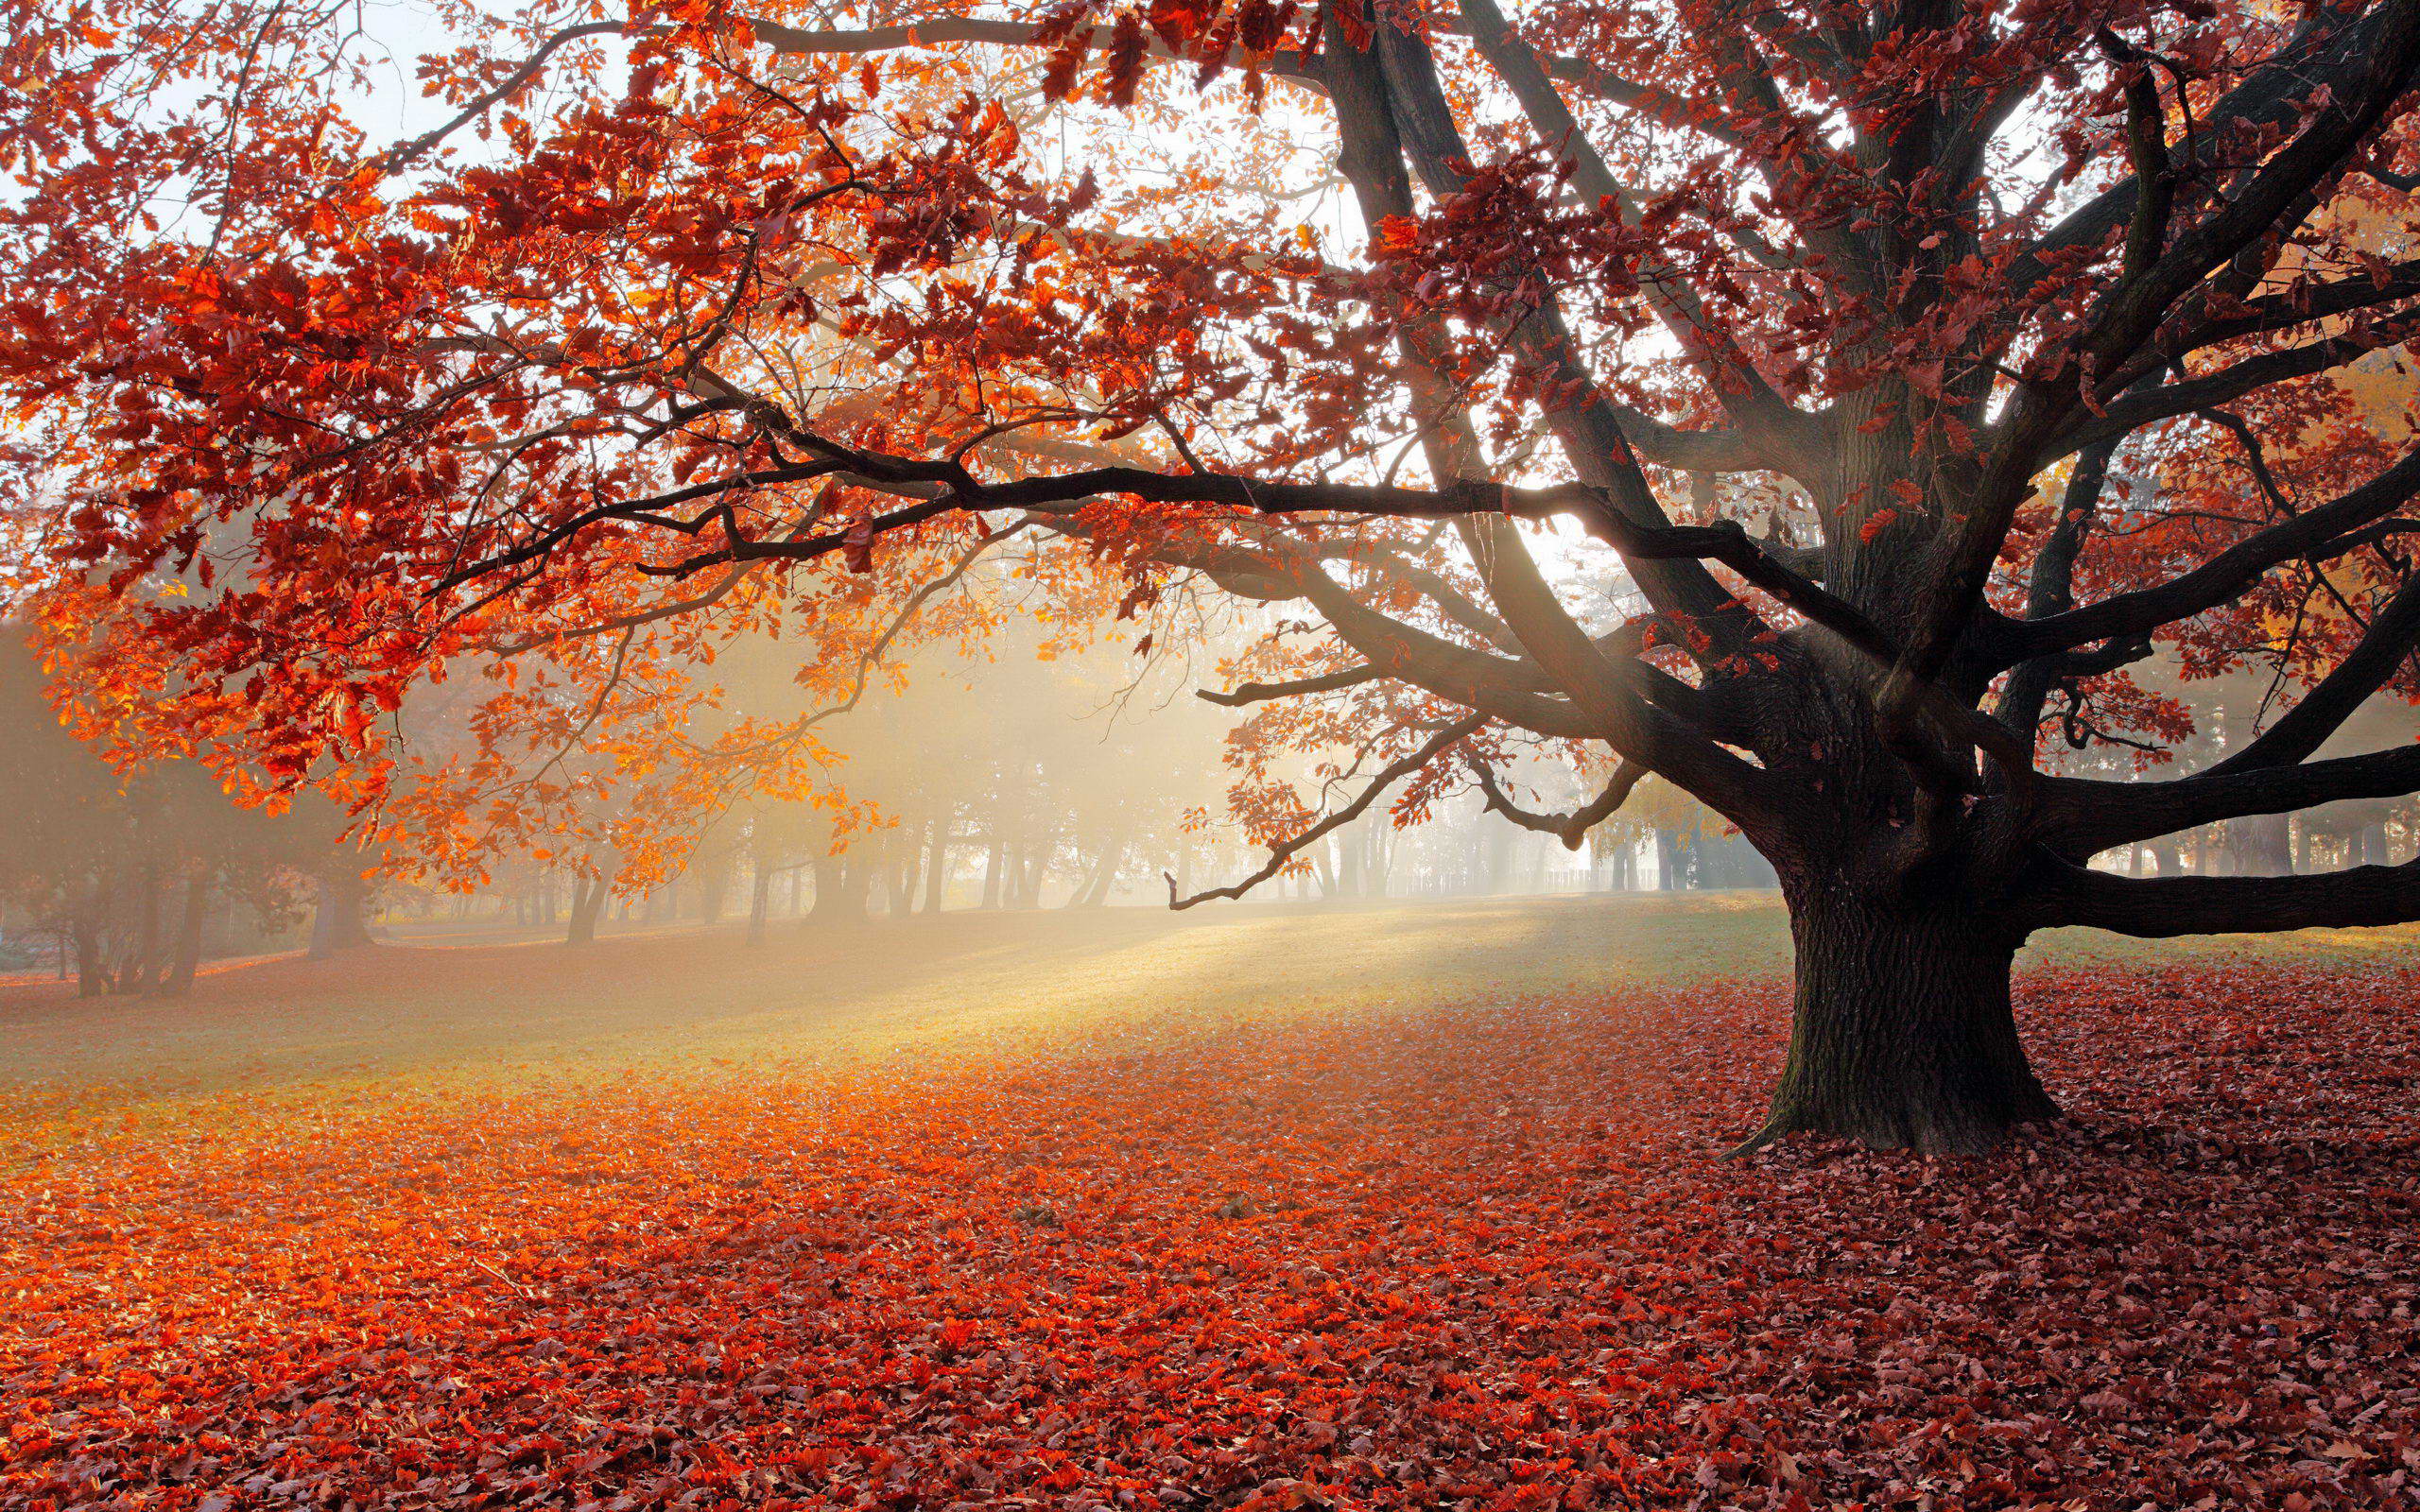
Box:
5 911 2417 1509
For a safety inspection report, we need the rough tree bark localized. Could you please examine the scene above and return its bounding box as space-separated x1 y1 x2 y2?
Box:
1742 882 2059 1155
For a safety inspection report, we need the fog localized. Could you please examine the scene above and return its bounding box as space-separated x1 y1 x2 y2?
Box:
0 541 1788 1000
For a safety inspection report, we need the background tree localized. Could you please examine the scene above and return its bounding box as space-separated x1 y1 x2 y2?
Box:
0 634 313 994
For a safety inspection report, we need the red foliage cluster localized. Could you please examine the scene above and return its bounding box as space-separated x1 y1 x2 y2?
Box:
6 960 2416 1510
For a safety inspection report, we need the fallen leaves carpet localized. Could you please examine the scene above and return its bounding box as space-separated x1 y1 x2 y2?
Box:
6 956 2416 1509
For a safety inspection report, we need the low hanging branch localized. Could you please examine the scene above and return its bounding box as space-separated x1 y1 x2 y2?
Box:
1467 756 1646 850
1167 715 1489 909
1197 665 1382 707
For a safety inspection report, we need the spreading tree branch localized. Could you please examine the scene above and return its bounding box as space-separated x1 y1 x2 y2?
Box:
748 14 1322 87
2001 444 2420 662
2074 0 2420 377
2048 740 2420 855
2007 6 2394 302
2203 572 2420 775
2033 852 2420 936
1468 756 1646 849
1198 665 1382 706
1996 440 2119 735
2053 318 2420 459
1167 714 1489 908
365 21 626 177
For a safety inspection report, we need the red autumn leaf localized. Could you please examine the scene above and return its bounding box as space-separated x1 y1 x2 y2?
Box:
841 517 874 574
1102 13 1149 106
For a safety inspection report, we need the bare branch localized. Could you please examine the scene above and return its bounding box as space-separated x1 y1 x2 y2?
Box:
1167 715 1488 908
2008 6 2394 301
1468 756 1646 849
2170 257 2420 355
2052 319 2420 460
2096 27 2174 280
1316 15 1757 652
2203 572 2420 775
2076 0 2420 375
748 14 1322 88
1605 405 1767 473
1197 665 1382 706
2048 738 2420 855
364 22 625 177
1996 439 2119 734
2002 444 2420 662
1449 0 1816 459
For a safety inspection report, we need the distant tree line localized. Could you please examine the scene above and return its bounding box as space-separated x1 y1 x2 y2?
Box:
0 635 372 993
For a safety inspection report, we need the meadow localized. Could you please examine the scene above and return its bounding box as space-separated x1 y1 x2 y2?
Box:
6 895 2417 1509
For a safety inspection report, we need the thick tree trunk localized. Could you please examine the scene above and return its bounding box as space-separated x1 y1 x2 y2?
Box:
810 854 869 921
159 871 210 996
72 910 107 997
564 872 610 944
746 865 772 947
309 861 374 958
979 839 1004 909
922 819 949 914
1741 886 2059 1157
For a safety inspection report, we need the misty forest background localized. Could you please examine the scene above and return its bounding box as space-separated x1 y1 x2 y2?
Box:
9 568 2419 995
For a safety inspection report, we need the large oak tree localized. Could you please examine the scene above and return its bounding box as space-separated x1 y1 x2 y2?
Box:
8 0 2420 1150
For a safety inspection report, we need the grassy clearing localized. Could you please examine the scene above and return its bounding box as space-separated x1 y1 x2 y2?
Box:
0 892 1781 1108
5 889 2416 1120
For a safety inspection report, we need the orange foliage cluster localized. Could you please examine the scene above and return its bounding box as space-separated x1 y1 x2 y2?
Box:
6 964 2416 1510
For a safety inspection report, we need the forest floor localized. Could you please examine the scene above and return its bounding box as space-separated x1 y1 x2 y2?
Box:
5 894 2418 1508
